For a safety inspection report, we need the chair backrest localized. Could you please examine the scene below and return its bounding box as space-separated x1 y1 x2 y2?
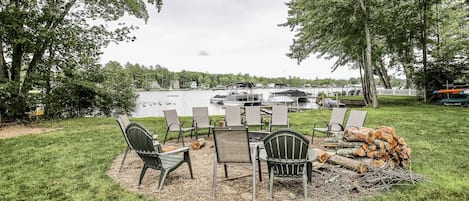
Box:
193 107 210 127
345 110 368 129
244 106 261 126
263 129 309 177
164 109 181 131
225 105 242 126
119 114 131 129
126 123 162 168
271 105 288 126
116 115 131 147
329 108 347 130
213 127 251 163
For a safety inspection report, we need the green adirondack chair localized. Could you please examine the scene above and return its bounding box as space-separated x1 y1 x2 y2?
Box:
126 122 194 190
263 129 309 200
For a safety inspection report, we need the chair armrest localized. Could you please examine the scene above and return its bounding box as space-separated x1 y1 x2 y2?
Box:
312 121 329 129
159 146 190 155
209 119 216 126
328 122 344 131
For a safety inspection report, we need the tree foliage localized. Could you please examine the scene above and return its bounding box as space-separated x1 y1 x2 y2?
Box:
281 0 468 104
0 0 162 119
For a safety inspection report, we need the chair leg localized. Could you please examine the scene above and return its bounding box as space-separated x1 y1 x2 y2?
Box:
212 153 218 198
311 130 316 144
269 170 274 199
158 169 170 191
257 157 262 182
184 151 194 179
138 165 148 185
303 172 308 200
179 130 185 147
163 128 170 144
224 164 228 178
118 147 130 173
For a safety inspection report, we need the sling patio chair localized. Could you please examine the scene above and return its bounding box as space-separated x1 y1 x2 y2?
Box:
126 122 193 190
328 110 368 137
192 107 215 139
224 105 244 127
343 110 368 129
212 127 261 200
263 129 310 200
244 106 264 130
311 107 347 144
269 105 289 132
163 109 194 146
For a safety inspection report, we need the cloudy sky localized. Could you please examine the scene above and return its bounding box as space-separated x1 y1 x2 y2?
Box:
100 0 360 79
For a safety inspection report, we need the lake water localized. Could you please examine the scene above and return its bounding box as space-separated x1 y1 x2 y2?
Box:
132 88 329 117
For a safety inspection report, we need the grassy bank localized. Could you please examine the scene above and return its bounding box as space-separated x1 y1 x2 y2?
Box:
1 96 468 200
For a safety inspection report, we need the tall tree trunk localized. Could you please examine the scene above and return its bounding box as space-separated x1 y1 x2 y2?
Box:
404 31 414 89
20 40 49 96
377 57 392 89
10 45 23 82
0 40 8 79
360 51 371 105
420 0 428 102
360 0 379 108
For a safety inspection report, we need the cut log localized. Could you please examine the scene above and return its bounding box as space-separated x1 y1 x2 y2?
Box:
362 143 369 151
328 155 367 174
323 137 340 143
372 140 385 149
338 141 365 148
336 147 366 157
368 144 377 151
380 133 395 144
191 138 206 150
321 143 339 148
344 128 373 142
311 148 329 163
373 130 383 140
367 150 375 159
162 145 177 152
361 158 387 168
397 137 406 145
378 126 395 135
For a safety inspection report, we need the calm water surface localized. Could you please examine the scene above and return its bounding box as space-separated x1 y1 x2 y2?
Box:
132 88 335 117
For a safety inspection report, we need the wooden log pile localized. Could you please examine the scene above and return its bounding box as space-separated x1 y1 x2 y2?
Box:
326 126 411 169
321 126 411 172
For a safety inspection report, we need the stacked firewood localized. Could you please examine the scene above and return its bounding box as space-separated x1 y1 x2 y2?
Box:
321 126 411 173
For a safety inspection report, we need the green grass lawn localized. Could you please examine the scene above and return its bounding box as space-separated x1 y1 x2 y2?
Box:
1 96 468 200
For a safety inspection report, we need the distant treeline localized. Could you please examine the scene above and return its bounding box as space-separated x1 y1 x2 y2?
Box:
105 61 404 90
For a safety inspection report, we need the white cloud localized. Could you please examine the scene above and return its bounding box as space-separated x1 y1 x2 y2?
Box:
100 0 360 79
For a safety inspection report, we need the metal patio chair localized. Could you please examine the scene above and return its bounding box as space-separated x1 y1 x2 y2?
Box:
192 107 215 139
311 107 347 143
212 127 261 200
244 106 263 130
163 109 194 146
224 105 244 127
269 105 289 132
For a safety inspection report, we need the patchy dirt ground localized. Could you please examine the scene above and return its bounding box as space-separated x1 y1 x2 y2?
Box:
108 136 372 201
0 124 59 139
